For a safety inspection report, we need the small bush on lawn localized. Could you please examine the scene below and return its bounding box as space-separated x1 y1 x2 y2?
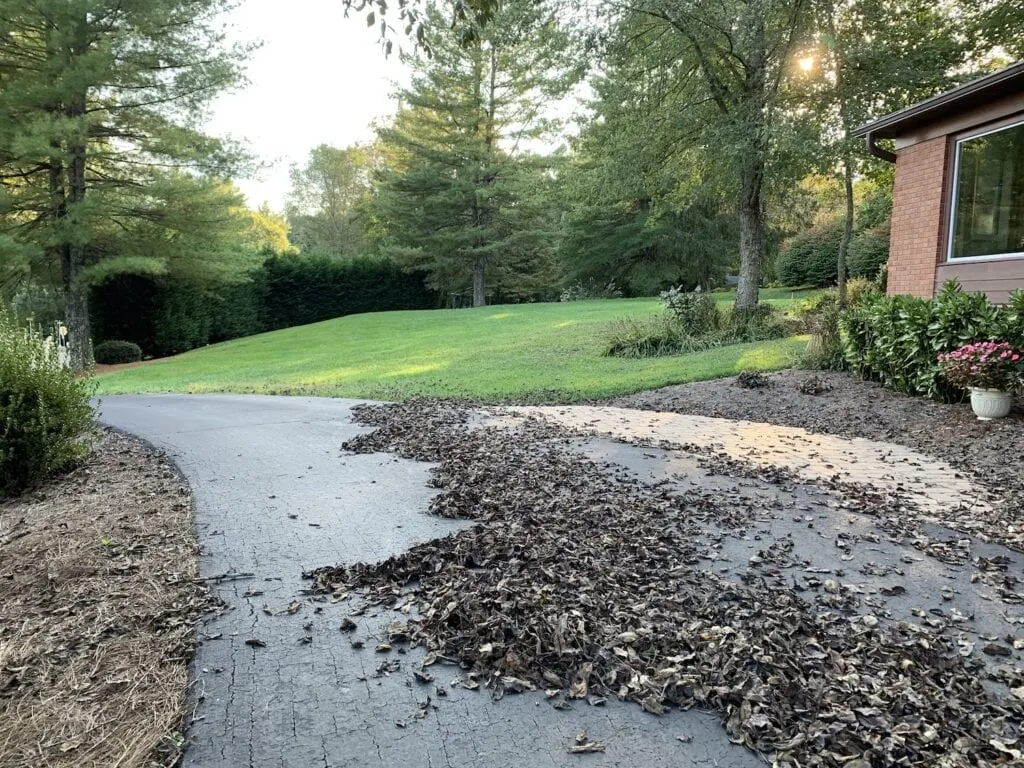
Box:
840 281 1019 401
0 313 95 498
660 287 721 334
94 340 143 365
560 279 624 302
604 315 718 358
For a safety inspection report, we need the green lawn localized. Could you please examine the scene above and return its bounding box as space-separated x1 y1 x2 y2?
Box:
96 290 816 402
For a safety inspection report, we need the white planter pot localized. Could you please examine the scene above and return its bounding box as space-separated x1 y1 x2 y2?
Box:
969 387 1013 421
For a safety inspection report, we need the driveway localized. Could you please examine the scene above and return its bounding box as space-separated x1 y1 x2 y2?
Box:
98 395 759 768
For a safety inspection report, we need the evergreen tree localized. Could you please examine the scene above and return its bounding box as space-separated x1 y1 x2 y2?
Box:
0 0 251 368
371 0 577 306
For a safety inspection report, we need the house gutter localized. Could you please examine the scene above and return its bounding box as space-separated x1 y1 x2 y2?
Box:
865 132 897 164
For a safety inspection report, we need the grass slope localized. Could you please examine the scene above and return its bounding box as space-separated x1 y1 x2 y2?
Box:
97 290 815 402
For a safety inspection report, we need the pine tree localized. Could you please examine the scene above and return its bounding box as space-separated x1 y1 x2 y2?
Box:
372 0 577 307
0 0 250 368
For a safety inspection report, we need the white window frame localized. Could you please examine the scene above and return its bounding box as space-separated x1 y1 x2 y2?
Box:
945 117 1024 263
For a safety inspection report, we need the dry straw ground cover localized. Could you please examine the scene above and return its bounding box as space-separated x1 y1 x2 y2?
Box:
0 431 209 768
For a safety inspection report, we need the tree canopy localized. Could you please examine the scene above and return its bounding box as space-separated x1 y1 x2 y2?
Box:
0 0 253 367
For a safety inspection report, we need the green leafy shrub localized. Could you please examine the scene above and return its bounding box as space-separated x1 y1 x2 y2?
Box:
261 253 437 330
659 287 721 333
848 223 890 280
776 219 843 287
997 289 1024 348
840 281 1009 401
94 340 143 365
845 277 881 306
0 313 94 498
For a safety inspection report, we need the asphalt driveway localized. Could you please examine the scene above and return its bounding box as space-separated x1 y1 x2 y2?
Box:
98 395 759 768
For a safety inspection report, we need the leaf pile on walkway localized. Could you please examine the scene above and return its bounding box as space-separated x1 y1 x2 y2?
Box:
309 401 1023 767
0 431 211 768
613 370 1024 552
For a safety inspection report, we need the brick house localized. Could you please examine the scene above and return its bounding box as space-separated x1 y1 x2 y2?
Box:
852 61 1024 302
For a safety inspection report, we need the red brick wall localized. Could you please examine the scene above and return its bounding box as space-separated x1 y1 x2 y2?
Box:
887 137 949 297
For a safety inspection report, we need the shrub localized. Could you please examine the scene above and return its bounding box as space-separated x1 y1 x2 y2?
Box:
798 292 845 371
659 287 720 333
604 302 794 359
845 277 881 306
848 223 890 280
603 315 717 358
997 289 1024 348
0 313 94 498
560 279 624 302
840 281 1010 401
776 219 843 287
261 253 437 330
721 303 797 342
94 340 143 365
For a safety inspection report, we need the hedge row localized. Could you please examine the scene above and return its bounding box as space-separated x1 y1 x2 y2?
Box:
91 254 438 357
841 281 1024 401
776 218 890 288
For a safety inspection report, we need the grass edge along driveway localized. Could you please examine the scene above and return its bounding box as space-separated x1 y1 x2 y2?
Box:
97 292 815 402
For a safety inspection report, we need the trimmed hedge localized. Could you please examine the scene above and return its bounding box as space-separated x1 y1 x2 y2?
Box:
94 340 142 365
262 254 436 330
1 313 94 498
90 254 438 357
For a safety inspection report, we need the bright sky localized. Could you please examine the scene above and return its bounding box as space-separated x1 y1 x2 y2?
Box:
205 0 410 212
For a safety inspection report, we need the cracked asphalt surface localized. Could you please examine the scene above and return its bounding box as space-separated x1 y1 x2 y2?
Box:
98 395 762 768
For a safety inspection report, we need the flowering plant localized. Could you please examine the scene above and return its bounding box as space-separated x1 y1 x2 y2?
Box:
937 341 1024 391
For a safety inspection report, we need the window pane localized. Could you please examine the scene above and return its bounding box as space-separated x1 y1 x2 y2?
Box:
950 121 1024 260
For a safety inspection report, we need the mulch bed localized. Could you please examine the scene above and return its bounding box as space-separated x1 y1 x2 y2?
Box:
305 399 1024 767
0 431 210 768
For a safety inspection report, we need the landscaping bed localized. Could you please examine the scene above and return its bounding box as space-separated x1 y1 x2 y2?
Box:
0 431 209 768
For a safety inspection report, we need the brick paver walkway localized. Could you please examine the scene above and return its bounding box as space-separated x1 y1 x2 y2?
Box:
498 405 990 518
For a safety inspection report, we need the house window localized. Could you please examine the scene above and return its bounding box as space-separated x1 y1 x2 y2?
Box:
949 120 1024 260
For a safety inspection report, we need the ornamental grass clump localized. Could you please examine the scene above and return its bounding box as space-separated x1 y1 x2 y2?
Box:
937 341 1024 393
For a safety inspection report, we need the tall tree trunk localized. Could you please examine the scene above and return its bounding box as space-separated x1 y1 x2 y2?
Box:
62 42 91 369
831 19 853 309
472 255 486 307
736 153 764 314
734 2 767 315
838 156 854 306
62 135 90 369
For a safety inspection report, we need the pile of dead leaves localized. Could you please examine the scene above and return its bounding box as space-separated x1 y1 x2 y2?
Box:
307 401 1023 767
0 431 211 768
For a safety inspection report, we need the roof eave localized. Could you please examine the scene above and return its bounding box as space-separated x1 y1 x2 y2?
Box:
851 61 1024 140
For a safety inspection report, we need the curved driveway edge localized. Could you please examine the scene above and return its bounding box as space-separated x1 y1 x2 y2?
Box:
98 395 762 768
